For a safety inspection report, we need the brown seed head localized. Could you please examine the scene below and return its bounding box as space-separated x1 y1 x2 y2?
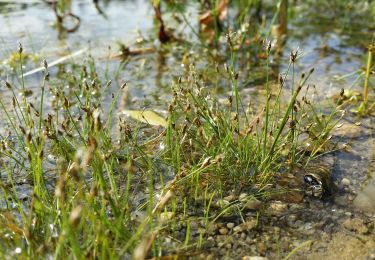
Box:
69 205 83 227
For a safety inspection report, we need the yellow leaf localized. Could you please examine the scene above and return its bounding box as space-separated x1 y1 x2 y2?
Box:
120 110 167 127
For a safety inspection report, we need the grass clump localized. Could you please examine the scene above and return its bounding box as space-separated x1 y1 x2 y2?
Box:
0 39 346 258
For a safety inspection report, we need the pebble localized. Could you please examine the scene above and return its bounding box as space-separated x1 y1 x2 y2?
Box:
217 242 225 248
216 199 230 207
47 154 57 164
245 198 262 210
206 236 215 247
216 235 225 243
239 193 248 201
227 222 235 229
287 214 297 223
224 194 235 202
219 228 229 235
341 178 351 186
257 241 267 255
342 217 368 234
190 220 199 230
267 201 288 217
206 224 216 234
243 257 268 260
160 212 174 223
234 219 257 233
234 225 243 233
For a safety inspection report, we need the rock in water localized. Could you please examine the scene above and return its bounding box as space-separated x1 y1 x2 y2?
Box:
342 218 368 234
304 155 336 198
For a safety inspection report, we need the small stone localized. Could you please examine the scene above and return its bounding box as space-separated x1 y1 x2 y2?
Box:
159 212 174 224
47 154 57 164
224 194 235 202
227 222 235 229
245 198 262 210
257 241 267 254
206 237 215 247
341 178 351 186
333 122 366 138
287 214 297 225
243 257 268 260
190 220 199 230
219 228 229 235
233 225 243 233
342 218 368 234
242 219 257 231
206 224 216 234
216 199 230 207
239 193 248 201
267 201 288 217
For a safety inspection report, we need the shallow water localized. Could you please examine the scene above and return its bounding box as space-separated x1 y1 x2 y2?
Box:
0 1 372 99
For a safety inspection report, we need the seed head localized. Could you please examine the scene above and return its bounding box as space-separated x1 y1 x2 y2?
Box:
43 59 48 69
201 157 211 168
289 120 296 129
263 39 272 53
69 205 83 227
290 49 298 63
5 81 12 89
18 42 23 54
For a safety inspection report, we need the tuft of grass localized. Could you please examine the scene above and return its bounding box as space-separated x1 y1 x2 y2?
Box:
0 41 344 258
0 37 347 257
0 2 357 258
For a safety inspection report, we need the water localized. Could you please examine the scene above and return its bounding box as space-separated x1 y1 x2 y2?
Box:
0 0 153 54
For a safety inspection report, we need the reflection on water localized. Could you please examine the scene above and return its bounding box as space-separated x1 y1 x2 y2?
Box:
0 1 372 99
0 0 152 54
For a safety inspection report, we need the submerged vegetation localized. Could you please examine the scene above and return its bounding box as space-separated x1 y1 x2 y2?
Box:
0 0 374 259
